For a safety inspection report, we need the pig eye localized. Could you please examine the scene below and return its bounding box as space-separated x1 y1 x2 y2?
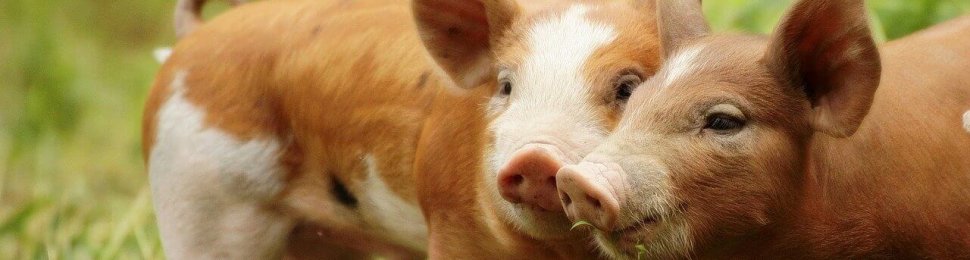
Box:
614 73 641 102
499 79 512 96
497 69 513 96
704 113 745 133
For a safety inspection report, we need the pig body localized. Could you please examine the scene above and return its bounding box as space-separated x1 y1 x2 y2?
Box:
145 0 663 258
146 0 436 258
558 0 970 259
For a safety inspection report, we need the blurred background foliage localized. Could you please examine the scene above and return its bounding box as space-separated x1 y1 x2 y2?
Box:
0 0 967 258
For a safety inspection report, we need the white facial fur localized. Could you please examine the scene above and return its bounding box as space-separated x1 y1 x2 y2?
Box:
660 46 705 88
149 71 293 258
358 154 428 252
486 4 617 236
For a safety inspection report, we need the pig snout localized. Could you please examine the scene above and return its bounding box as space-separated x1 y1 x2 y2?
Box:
497 143 568 212
557 162 624 231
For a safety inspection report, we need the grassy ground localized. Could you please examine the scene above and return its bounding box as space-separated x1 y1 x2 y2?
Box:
0 0 966 259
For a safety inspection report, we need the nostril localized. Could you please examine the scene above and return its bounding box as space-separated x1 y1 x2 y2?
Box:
505 174 524 186
498 173 526 203
586 195 601 209
561 192 572 205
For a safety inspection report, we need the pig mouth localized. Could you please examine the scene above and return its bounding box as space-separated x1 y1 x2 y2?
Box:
519 203 559 213
599 214 661 258
614 202 687 235
605 203 689 256
617 214 659 235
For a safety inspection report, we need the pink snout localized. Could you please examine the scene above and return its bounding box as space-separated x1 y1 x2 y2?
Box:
557 161 624 231
497 144 567 212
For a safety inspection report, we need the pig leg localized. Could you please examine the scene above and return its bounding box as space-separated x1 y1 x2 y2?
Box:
148 71 294 259
149 150 295 259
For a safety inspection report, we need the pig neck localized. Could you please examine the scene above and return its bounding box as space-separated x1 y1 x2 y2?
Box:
706 19 970 258
695 139 892 258
751 125 957 258
781 39 970 257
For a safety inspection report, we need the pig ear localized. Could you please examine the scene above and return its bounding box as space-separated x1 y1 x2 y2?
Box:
656 0 709 58
766 0 881 138
412 0 520 89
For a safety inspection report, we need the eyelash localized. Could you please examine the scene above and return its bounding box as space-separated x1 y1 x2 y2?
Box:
704 113 745 133
614 74 641 102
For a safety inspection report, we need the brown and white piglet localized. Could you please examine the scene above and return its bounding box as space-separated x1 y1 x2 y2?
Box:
556 0 970 258
146 0 666 258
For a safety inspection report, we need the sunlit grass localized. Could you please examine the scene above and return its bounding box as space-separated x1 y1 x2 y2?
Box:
0 0 966 258
0 0 171 258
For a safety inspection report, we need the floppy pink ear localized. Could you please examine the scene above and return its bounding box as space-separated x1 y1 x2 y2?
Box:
767 0 881 138
412 0 519 89
656 0 710 58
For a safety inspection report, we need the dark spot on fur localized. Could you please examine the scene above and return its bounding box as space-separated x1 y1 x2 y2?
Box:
415 71 430 89
312 26 321 35
331 176 357 207
447 26 461 37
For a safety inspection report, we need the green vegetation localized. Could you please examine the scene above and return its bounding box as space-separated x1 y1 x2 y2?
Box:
635 243 646 260
0 0 966 258
570 220 594 231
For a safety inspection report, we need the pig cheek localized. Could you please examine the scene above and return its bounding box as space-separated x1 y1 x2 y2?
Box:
626 164 676 216
669 144 761 246
486 114 527 171
485 96 509 119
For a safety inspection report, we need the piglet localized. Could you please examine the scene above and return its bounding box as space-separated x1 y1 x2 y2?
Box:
558 0 970 258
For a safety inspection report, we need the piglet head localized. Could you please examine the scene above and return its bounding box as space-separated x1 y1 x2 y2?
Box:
560 0 881 258
414 0 665 241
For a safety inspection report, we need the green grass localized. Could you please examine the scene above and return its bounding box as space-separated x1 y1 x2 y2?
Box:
0 0 966 259
570 220 594 231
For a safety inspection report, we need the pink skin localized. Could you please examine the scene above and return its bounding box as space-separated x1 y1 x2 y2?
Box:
557 160 626 230
497 143 568 212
